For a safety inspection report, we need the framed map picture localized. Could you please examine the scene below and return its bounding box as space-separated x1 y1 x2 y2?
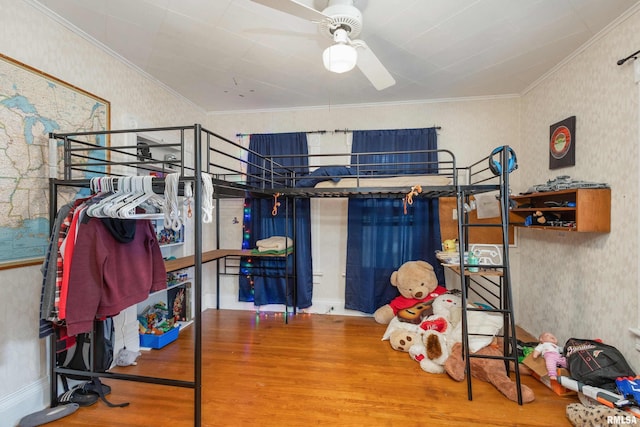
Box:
549 116 576 170
0 54 110 269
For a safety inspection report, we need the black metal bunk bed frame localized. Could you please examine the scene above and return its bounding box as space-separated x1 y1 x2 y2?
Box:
47 123 522 426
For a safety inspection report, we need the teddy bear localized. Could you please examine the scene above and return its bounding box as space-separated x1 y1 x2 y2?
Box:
373 260 447 324
444 339 536 403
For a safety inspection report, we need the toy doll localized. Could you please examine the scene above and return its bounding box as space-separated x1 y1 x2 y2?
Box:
532 332 567 380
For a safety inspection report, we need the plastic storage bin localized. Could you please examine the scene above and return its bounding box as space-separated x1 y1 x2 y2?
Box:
139 324 180 349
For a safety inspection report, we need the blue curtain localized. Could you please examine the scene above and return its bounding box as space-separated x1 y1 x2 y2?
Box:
239 133 313 308
345 128 444 313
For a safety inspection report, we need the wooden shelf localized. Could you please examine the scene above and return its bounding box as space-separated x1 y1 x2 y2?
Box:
510 188 610 233
164 249 291 272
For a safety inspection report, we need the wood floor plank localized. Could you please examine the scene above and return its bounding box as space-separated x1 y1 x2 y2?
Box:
44 310 575 426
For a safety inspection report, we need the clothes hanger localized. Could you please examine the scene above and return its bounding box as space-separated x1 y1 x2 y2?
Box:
85 177 118 217
87 177 134 218
103 176 144 218
115 176 164 219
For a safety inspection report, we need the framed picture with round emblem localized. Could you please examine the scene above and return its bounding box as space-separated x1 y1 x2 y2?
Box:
549 116 576 169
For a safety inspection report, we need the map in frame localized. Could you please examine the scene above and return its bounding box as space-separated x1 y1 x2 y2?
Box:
0 54 110 268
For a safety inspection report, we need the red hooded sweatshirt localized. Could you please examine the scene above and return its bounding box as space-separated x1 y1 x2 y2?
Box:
65 217 166 336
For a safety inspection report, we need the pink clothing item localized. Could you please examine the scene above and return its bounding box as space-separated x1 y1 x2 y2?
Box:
534 341 567 377
65 218 166 335
59 205 85 321
542 351 567 377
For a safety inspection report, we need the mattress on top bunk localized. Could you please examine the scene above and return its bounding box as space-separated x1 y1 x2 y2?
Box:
314 174 452 188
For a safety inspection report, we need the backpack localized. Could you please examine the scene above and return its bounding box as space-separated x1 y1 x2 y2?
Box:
57 318 115 381
564 337 636 392
56 318 129 408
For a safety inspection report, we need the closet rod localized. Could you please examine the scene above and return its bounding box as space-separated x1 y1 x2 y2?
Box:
236 126 442 137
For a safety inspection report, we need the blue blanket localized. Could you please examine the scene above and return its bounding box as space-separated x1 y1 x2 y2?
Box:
295 165 355 188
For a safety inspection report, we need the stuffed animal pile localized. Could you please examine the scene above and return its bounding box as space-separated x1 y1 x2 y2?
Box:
377 260 534 403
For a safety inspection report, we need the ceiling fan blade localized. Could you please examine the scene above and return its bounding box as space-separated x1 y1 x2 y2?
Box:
353 40 396 90
250 0 329 22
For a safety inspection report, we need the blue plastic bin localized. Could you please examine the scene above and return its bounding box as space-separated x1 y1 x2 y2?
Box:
139 324 180 349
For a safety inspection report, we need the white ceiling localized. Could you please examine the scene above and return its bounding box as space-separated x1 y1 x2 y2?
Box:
29 0 640 112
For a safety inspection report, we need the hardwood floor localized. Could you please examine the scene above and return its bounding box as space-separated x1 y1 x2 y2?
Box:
46 310 575 426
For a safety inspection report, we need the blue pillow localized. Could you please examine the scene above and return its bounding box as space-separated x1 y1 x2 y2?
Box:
296 166 354 187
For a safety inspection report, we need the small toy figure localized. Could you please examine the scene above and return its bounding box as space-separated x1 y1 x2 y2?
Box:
532 332 567 380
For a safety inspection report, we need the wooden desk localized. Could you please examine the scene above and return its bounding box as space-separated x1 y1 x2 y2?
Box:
164 249 291 272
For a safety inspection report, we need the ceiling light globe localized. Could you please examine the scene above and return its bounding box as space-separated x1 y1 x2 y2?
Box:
323 44 357 74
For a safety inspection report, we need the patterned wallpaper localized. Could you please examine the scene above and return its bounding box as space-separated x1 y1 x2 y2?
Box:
518 8 640 370
0 0 206 410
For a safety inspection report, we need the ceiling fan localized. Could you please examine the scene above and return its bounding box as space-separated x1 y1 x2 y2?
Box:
250 0 396 91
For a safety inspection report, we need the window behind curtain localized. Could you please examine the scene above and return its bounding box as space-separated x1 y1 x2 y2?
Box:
344 128 444 314
239 132 313 309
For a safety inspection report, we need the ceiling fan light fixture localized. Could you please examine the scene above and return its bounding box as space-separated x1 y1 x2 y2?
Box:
323 43 357 73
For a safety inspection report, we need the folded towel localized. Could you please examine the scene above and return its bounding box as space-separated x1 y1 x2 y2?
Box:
251 246 294 255
256 236 292 251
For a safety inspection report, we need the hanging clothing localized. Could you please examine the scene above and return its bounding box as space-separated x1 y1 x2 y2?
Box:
64 216 166 335
53 198 91 321
39 202 72 338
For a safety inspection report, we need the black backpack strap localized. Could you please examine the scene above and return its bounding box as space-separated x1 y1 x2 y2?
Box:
60 374 71 393
85 378 129 408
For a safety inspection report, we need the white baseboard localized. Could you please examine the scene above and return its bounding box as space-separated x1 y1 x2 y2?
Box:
204 293 369 318
0 376 50 427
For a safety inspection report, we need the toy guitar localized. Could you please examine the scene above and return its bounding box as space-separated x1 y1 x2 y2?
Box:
397 301 434 324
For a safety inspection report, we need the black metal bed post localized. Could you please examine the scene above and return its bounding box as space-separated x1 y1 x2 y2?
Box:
281 194 294 324
215 195 221 310
193 124 203 426
456 183 473 401
206 128 222 311
501 145 522 405
284 195 289 324
48 176 58 407
292 195 297 317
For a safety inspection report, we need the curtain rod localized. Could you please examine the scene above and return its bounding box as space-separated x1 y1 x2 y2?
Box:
617 49 640 65
236 126 441 138
236 130 327 137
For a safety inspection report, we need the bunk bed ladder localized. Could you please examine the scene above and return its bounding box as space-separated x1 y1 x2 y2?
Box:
455 146 523 405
